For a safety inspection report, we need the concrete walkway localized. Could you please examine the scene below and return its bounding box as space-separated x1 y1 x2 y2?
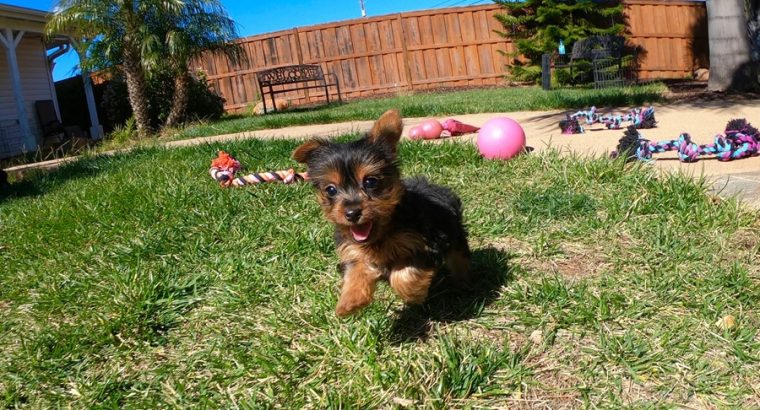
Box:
5 100 760 208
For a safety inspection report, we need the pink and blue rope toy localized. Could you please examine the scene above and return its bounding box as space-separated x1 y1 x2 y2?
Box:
560 106 657 134
613 119 760 163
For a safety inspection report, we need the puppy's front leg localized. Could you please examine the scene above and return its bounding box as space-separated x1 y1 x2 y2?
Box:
335 262 380 317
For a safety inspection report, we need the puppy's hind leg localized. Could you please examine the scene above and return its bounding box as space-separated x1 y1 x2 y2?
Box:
389 266 435 305
445 244 475 288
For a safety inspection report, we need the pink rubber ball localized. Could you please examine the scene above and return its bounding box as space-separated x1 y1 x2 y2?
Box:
476 117 526 160
419 119 443 140
408 125 423 140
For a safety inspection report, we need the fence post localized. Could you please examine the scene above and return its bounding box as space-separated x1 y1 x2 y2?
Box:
541 53 551 90
293 27 311 102
293 28 304 65
397 13 414 91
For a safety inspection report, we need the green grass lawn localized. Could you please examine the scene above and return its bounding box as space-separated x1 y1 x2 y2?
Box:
173 84 665 142
2 136 759 408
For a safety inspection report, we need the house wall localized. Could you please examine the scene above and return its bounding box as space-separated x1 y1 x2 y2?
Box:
0 34 54 158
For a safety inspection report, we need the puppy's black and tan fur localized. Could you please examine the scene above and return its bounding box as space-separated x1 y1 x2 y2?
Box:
293 109 473 316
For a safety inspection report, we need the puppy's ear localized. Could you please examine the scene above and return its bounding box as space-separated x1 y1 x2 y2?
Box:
368 109 403 154
292 139 327 163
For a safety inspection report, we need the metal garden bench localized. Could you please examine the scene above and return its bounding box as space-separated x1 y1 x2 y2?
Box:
256 64 342 114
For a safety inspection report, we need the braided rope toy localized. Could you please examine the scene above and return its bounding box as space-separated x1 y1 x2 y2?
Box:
209 150 310 187
612 119 760 163
560 106 657 134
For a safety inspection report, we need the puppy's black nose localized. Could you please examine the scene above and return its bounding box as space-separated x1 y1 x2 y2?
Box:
344 208 362 223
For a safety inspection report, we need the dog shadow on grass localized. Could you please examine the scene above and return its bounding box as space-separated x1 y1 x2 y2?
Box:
388 246 515 343
0 177 42 203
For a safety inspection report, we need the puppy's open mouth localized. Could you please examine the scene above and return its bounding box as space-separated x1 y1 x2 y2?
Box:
349 221 373 242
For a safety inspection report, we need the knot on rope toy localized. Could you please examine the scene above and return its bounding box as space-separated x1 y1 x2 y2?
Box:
676 133 700 163
209 151 241 185
559 115 584 134
611 126 650 161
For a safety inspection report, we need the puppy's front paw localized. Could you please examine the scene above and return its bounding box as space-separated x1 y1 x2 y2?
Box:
335 294 371 317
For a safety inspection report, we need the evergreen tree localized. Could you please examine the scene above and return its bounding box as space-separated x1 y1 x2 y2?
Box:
494 0 625 83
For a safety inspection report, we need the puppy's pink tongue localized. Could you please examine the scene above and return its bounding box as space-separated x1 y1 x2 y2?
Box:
350 221 373 242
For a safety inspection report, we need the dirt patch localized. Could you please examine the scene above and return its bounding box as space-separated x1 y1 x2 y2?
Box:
493 396 581 409
732 228 760 252
617 378 665 406
478 237 610 280
0 300 10 314
476 237 532 255
551 255 600 280
508 329 591 409
661 79 760 103
525 242 610 281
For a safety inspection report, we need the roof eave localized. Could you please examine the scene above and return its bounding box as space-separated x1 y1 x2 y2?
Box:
0 3 50 33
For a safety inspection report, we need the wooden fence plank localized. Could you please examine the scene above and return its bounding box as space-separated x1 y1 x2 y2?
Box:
397 14 414 89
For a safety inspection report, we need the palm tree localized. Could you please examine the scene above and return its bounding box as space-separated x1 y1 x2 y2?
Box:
46 0 177 138
47 0 242 134
705 0 755 91
149 0 243 128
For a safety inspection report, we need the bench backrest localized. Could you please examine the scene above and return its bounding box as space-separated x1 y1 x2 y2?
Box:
571 35 625 60
256 64 325 87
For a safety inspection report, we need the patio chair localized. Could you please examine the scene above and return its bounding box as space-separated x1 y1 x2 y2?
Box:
34 100 86 142
34 100 66 140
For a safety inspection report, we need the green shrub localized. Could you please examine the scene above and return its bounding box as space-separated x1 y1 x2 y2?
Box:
108 117 138 144
101 70 225 130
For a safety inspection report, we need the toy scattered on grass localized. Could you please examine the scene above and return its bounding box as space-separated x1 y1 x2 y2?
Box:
209 150 310 187
441 119 480 137
408 118 480 140
560 106 657 134
409 119 444 140
477 117 526 160
612 119 760 163
408 125 425 140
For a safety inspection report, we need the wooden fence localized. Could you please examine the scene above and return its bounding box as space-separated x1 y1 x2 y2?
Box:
195 1 708 113
626 0 708 79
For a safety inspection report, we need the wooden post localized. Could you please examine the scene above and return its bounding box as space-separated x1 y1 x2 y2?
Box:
293 27 310 102
541 54 552 90
293 28 304 65
0 28 35 151
706 0 754 91
397 13 414 91
72 39 104 139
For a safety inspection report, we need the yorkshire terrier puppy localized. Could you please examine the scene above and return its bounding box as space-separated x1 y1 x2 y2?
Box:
293 109 473 317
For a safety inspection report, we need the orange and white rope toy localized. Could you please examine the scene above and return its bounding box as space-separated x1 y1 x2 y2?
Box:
209 151 310 187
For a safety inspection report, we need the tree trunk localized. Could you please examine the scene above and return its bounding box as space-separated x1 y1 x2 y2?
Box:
121 45 153 137
164 71 190 129
706 0 754 91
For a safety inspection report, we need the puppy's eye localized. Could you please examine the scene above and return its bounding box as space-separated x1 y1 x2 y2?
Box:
325 185 338 197
362 176 379 189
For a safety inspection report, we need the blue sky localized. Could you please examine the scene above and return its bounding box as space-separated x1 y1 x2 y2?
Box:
8 0 492 81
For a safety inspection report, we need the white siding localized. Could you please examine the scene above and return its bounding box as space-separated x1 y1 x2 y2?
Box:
0 34 55 158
